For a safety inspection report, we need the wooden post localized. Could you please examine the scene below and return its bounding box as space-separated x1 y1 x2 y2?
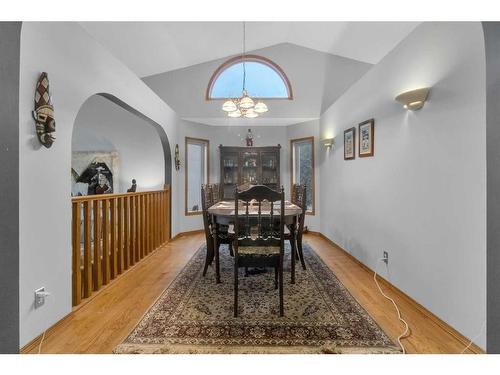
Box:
72 202 82 306
83 201 92 298
110 198 117 278
134 195 140 263
124 195 130 269
117 197 124 273
102 199 110 285
92 200 102 291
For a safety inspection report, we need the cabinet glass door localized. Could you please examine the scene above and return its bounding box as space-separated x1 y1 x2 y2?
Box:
241 151 259 185
222 153 238 199
261 152 279 188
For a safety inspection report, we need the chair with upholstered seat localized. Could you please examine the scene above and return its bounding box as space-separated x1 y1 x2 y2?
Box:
233 185 285 317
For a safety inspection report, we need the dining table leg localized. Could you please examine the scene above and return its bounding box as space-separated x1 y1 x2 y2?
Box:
212 222 221 284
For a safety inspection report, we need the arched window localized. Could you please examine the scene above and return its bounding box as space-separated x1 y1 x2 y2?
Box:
206 55 293 100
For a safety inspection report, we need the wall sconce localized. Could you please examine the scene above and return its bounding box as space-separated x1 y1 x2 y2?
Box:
395 87 430 110
322 137 335 148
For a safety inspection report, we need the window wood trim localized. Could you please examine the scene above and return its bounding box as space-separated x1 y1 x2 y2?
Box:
290 136 315 216
185 137 210 216
206 54 293 101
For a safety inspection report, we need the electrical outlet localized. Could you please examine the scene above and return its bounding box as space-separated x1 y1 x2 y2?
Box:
383 251 389 264
34 287 48 309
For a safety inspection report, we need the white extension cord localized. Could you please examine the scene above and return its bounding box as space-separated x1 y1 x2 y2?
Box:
374 258 410 354
38 330 47 354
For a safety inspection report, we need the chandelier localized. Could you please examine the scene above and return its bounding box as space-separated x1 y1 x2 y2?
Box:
222 22 268 118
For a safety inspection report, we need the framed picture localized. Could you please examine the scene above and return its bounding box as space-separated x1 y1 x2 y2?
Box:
344 127 356 160
358 119 375 157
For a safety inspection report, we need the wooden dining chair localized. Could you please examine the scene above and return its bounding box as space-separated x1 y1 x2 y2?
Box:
233 185 285 317
201 184 234 277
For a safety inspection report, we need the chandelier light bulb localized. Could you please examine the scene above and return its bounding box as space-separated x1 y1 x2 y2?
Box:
239 96 255 109
243 108 258 118
228 109 242 118
254 101 268 113
222 100 237 112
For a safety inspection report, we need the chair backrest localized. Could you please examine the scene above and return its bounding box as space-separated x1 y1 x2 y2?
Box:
201 184 214 243
234 185 285 249
292 184 307 231
211 183 221 204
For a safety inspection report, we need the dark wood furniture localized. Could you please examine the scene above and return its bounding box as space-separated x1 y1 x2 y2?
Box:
208 197 301 284
290 184 307 270
219 145 281 200
233 185 285 317
201 184 233 277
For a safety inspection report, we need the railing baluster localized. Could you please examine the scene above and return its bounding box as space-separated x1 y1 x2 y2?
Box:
161 191 167 245
166 188 171 241
102 199 110 285
92 200 102 291
130 195 136 266
110 198 117 278
72 201 82 306
153 193 157 247
124 195 130 270
135 194 140 263
117 197 124 273
141 194 146 258
83 201 92 298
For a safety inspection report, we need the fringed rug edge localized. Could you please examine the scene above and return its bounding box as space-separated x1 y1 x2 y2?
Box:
113 343 402 355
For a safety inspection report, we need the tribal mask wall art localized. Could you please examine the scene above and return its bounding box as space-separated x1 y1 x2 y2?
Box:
33 72 56 148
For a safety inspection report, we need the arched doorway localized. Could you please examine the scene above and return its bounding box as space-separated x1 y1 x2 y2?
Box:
70 93 172 306
73 93 172 191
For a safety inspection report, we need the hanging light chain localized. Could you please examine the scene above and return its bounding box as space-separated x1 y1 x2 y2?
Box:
221 21 268 118
242 21 246 92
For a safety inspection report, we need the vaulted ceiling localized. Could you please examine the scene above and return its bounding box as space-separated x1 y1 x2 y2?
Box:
81 22 419 77
80 22 420 126
142 43 372 126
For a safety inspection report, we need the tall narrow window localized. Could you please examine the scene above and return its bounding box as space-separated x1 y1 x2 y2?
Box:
291 137 315 214
185 137 209 215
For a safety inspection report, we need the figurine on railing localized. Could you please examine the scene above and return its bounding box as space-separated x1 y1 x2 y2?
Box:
127 179 137 193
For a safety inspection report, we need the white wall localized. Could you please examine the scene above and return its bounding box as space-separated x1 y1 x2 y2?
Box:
72 95 165 193
286 120 321 231
319 22 486 348
18 22 181 347
176 121 289 232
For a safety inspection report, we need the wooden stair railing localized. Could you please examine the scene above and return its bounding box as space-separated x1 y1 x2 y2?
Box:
71 186 171 307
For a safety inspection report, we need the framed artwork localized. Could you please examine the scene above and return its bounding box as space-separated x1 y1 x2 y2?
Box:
344 127 356 160
358 119 375 157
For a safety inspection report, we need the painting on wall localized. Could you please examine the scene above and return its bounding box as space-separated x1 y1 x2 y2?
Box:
71 151 119 196
358 119 375 157
344 127 356 160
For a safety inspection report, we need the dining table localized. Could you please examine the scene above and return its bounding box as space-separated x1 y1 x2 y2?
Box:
207 200 303 284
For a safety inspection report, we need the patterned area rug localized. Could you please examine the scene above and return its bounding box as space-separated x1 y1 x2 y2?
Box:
114 243 400 354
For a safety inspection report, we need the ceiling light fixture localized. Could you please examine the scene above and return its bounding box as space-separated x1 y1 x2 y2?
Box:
222 22 269 119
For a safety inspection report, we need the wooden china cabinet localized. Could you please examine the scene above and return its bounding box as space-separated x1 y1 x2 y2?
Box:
219 145 281 200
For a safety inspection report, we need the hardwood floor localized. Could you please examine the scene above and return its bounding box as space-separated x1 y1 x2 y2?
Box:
22 232 482 354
